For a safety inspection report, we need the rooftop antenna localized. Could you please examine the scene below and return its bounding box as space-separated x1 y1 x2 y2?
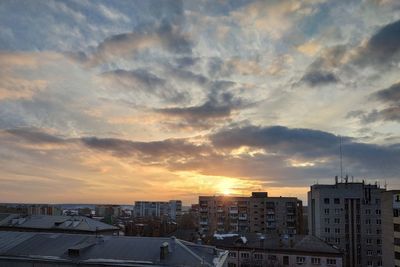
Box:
339 136 343 180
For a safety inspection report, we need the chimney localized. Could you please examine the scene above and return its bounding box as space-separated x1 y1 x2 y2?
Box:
160 242 169 260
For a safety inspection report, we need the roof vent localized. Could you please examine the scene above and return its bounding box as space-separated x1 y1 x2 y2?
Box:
160 242 169 260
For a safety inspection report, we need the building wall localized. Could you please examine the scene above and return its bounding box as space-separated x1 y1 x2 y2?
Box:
382 190 400 267
134 200 182 220
308 181 385 267
224 248 342 267
199 193 303 235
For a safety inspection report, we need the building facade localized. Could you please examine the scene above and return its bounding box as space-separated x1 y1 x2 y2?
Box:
199 192 303 235
382 190 400 267
134 200 182 220
308 179 385 267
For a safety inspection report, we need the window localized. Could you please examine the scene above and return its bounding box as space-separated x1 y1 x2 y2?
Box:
334 218 340 224
376 229 381 234
240 252 249 258
296 257 306 264
334 238 340 244
366 219 371 224
367 260 373 267
365 209 371 215
367 250 373 256
229 251 237 258
375 209 381 215
375 199 380 205
377 238 381 245
268 255 277 261
335 209 340 214
377 249 382 255
366 228 372 234
366 238 372 244
324 208 330 215
327 258 336 265
254 253 263 260
311 257 321 265
325 227 330 233
283 256 289 265
324 198 330 204
395 223 400 232
228 263 236 267
324 218 330 224
376 219 381 224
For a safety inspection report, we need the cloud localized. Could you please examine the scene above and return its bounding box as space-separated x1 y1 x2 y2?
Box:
4 128 65 144
354 19 400 68
350 82 400 123
373 82 400 103
78 20 192 66
154 81 251 129
300 70 339 87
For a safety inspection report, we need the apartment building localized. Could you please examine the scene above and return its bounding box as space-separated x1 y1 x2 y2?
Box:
199 192 303 235
382 190 400 267
134 200 182 220
211 233 343 267
308 178 385 267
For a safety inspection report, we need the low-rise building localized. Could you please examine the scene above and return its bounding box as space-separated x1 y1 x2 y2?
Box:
211 233 343 267
0 231 228 267
0 213 119 235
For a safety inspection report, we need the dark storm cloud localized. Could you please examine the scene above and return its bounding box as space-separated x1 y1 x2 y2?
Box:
102 68 189 104
102 69 166 88
211 125 343 157
350 82 400 124
4 128 65 144
210 125 400 178
373 82 400 103
78 19 193 66
355 19 400 67
154 80 251 128
81 136 208 160
300 70 339 87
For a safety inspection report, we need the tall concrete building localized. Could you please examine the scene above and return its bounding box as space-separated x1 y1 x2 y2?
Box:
382 190 400 267
134 200 182 220
199 192 303 235
308 178 385 267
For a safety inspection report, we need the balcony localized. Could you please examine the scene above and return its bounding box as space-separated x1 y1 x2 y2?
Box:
199 221 208 225
239 214 247 220
217 208 224 213
266 209 275 214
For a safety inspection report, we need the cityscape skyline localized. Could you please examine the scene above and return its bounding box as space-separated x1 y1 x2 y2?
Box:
1 0 400 205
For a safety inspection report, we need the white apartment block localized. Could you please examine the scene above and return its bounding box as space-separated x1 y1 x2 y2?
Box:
308 178 385 267
134 200 182 220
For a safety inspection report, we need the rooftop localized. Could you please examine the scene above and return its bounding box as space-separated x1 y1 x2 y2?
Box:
0 231 227 267
0 213 119 233
211 233 341 256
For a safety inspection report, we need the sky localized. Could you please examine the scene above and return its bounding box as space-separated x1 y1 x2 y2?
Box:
0 0 400 205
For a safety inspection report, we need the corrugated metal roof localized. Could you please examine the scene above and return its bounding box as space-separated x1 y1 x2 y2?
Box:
0 213 118 232
0 231 226 267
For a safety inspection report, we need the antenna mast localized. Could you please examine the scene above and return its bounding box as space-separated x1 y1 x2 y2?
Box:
339 136 343 179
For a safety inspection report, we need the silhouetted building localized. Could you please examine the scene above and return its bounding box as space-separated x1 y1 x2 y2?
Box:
308 178 385 267
199 192 303 235
381 190 400 267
